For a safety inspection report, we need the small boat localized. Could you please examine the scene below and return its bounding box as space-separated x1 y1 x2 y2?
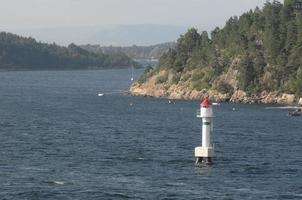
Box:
288 111 301 117
288 108 302 117
98 93 104 97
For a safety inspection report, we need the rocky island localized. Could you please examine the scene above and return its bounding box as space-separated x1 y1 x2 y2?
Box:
131 0 302 105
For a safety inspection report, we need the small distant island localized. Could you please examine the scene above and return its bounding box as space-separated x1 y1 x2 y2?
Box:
131 0 302 105
0 32 136 70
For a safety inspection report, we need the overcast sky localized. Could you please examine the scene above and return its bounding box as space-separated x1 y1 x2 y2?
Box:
1 0 268 30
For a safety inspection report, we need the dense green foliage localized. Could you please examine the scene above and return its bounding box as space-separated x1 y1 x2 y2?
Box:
137 66 154 84
81 43 175 59
148 0 302 96
0 32 135 70
217 82 234 94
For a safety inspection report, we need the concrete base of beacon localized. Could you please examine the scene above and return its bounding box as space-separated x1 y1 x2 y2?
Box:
195 146 214 165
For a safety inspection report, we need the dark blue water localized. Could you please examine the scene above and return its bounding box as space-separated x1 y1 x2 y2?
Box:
0 69 301 200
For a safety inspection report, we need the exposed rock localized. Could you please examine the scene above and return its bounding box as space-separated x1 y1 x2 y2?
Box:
214 59 240 89
187 90 200 99
299 98 302 105
276 94 295 105
130 72 299 105
261 91 278 104
230 90 247 103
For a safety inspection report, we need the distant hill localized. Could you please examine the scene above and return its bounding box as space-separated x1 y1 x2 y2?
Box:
12 24 187 46
81 42 176 60
0 32 135 70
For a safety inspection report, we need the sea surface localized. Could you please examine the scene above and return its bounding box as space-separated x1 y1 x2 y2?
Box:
0 69 301 200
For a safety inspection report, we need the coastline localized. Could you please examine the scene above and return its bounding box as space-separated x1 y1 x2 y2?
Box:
130 82 302 105
0 65 138 72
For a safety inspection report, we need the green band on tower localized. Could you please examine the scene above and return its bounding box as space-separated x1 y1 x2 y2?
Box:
203 121 211 125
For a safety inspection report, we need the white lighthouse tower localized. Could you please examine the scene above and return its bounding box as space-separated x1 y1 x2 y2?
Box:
195 97 214 165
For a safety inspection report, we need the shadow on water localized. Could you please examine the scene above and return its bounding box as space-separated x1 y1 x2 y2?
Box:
194 164 213 176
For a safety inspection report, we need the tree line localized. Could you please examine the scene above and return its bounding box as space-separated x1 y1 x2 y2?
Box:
0 32 135 70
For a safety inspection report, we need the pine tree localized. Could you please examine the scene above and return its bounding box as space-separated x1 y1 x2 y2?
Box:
238 54 255 90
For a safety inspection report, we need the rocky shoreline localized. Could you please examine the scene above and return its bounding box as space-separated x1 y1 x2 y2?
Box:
130 82 302 105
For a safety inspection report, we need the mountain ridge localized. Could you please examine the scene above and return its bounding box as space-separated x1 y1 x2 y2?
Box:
81 42 176 60
11 24 187 46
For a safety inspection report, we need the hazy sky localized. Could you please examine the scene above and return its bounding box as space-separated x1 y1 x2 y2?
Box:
1 0 268 30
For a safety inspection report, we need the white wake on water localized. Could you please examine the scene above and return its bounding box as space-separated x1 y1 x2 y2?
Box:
97 90 129 96
265 106 300 109
53 181 65 185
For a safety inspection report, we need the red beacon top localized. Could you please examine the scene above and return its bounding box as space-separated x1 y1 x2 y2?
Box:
200 97 211 107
